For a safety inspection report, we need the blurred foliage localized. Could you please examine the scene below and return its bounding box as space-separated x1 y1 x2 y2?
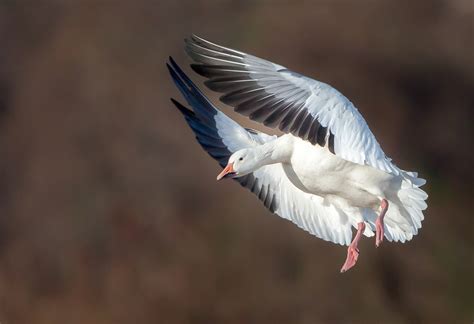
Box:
0 1 472 323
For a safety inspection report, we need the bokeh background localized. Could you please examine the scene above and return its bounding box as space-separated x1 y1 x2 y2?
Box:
0 1 473 323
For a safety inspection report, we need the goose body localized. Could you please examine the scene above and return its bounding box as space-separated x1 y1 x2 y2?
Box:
167 36 428 272
242 134 396 210
283 135 395 208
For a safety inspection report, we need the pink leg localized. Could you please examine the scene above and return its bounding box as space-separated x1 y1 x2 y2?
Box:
375 199 389 247
340 222 366 273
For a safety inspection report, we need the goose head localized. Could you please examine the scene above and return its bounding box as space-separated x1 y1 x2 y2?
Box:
216 149 261 180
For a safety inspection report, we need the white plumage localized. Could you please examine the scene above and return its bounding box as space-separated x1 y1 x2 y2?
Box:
167 35 428 272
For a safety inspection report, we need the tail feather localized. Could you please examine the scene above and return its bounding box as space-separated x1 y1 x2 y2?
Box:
383 173 428 243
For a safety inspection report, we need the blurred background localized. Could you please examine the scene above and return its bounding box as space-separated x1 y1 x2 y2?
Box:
0 1 472 323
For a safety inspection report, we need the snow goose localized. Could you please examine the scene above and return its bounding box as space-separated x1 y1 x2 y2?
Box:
166 36 428 272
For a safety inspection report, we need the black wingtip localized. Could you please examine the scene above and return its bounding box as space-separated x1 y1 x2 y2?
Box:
170 97 185 110
190 63 205 76
170 98 195 117
166 62 181 88
168 56 192 85
165 62 172 73
166 61 180 82
167 56 217 122
169 97 179 106
185 34 200 46
169 56 177 67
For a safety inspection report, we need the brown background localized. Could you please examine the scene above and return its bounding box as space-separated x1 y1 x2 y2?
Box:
0 1 472 323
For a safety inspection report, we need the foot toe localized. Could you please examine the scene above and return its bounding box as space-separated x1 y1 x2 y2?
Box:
375 222 384 247
340 247 359 273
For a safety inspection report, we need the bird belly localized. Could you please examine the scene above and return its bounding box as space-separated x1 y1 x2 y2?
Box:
284 139 396 209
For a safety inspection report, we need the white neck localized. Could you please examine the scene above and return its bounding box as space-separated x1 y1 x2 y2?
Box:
253 136 293 168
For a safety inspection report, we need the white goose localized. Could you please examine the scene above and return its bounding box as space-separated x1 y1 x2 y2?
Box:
167 35 428 272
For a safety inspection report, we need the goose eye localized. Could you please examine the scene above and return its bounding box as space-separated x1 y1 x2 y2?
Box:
239 157 243 161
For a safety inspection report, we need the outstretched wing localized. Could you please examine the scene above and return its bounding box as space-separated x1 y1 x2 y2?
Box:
167 58 353 245
185 35 402 176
